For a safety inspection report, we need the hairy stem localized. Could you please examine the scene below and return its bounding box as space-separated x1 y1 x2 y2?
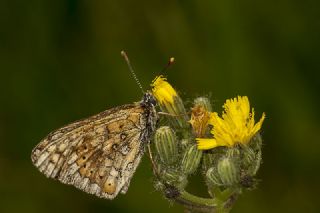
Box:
171 189 239 213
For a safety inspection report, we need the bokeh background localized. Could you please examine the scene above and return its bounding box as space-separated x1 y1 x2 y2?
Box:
1 0 319 212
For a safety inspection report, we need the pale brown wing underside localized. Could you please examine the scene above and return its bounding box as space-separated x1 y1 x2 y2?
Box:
31 104 147 199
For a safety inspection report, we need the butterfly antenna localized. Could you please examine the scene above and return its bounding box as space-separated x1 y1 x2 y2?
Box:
121 50 145 94
159 57 175 75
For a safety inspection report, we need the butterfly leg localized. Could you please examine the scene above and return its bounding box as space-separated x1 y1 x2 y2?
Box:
158 112 189 117
147 144 160 177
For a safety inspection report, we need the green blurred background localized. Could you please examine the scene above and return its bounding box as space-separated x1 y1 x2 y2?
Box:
1 0 319 212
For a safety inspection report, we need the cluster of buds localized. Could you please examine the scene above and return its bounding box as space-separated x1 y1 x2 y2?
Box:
150 75 266 212
151 76 202 194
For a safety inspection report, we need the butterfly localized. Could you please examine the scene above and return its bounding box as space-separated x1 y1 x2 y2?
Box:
31 92 158 199
31 51 161 199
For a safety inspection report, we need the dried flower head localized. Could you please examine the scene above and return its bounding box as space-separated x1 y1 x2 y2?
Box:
189 105 211 137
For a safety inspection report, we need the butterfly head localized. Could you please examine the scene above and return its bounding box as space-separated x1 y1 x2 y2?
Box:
142 92 157 107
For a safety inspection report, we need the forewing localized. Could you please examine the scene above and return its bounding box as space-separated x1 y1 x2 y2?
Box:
31 104 147 199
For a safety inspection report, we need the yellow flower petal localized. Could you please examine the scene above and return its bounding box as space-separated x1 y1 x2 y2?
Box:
196 138 219 150
251 112 266 135
151 75 177 105
198 96 265 149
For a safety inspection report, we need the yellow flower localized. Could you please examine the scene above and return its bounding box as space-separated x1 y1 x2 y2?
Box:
151 75 177 105
197 96 265 150
151 75 188 128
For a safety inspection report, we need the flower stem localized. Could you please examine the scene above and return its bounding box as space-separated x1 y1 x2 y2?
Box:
171 189 239 213
174 190 217 213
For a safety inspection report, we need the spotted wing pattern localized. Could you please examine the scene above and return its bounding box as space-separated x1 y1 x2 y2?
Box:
31 104 149 199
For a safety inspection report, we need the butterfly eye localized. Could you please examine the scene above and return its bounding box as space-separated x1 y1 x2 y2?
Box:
149 96 157 106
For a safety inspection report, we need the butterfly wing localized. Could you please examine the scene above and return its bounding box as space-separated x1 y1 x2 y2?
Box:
31 104 149 199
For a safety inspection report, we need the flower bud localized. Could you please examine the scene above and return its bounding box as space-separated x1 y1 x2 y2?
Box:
161 168 188 190
206 167 223 186
180 138 190 150
181 144 202 175
226 146 241 158
217 157 239 186
249 133 263 151
154 126 178 165
245 133 263 176
153 180 165 191
241 146 255 166
251 150 262 175
202 153 215 173
165 95 189 129
193 97 212 112
241 145 262 176
247 150 262 176
202 147 228 173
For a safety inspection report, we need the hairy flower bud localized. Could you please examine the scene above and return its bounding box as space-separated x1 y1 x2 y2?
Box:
154 126 178 165
242 147 262 176
206 167 221 186
161 168 188 190
217 157 240 186
249 133 263 151
242 133 263 176
181 144 202 175
202 147 226 173
202 153 215 173
180 138 190 150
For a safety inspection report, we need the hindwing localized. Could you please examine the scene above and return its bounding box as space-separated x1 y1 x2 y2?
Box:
31 104 149 199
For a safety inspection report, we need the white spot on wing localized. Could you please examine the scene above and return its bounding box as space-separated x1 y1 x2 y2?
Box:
45 163 55 177
80 178 89 190
47 145 56 152
67 153 78 165
58 143 67 152
51 153 60 163
35 152 49 167
110 167 119 177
